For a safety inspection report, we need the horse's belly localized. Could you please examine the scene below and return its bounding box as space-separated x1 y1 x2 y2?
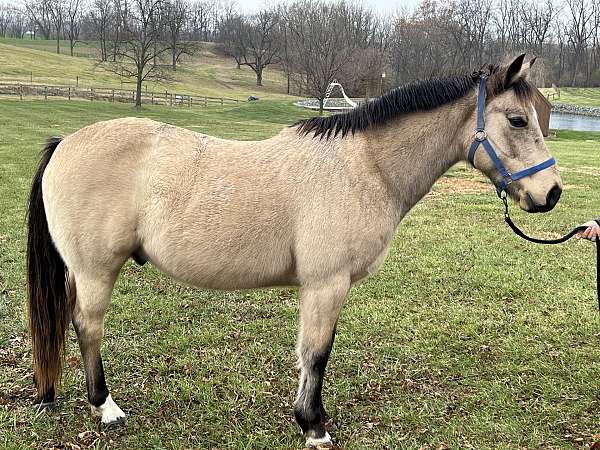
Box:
143 235 297 290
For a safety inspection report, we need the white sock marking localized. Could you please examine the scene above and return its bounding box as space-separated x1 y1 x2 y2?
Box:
91 394 126 424
305 432 332 448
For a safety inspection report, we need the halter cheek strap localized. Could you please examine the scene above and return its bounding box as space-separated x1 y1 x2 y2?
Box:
467 76 556 196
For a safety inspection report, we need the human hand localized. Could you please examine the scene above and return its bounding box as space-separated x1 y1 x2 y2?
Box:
576 220 600 241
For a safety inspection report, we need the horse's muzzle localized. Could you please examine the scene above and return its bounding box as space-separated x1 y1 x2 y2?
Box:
525 184 562 213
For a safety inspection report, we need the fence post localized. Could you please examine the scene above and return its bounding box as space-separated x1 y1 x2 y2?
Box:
19 84 22 100
132 91 135 103
76 76 79 88
190 96 193 107
221 97 224 106
30 71 32 83
204 96 207 107
44 86 47 100
170 93 173 106
68 87 71 100
151 92 154 105
112 89 115 102
90 88 94 101
188 95 191 108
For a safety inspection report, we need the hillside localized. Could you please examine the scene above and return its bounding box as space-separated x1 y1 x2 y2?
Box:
540 86 600 108
0 38 292 100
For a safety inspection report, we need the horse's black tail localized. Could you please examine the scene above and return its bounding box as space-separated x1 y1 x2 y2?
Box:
26 137 74 401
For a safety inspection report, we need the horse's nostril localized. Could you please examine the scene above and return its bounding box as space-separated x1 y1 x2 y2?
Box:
546 184 562 208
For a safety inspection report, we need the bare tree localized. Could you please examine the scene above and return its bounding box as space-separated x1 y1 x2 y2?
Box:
9 6 28 38
521 0 556 55
65 0 82 56
89 0 112 61
285 0 376 113
25 0 53 39
108 0 170 107
217 10 244 68
49 0 66 53
0 5 9 37
190 0 213 40
565 0 597 85
237 9 281 86
164 0 194 70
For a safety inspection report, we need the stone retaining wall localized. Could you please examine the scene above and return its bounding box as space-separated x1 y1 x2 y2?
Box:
552 103 600 117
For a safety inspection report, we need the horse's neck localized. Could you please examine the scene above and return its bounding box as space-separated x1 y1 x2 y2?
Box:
359 100 470 215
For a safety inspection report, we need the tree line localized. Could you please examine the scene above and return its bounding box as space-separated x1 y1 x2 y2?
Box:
0 0 599 110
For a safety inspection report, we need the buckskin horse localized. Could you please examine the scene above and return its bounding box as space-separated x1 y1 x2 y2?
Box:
27 54 561 447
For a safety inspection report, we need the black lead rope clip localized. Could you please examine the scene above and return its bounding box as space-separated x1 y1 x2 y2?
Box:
499 191 600 314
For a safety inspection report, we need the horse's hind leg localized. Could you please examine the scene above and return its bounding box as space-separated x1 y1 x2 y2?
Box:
72 270 126 427
295 274 350 448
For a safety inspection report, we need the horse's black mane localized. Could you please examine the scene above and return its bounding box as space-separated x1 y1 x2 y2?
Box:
295 64 534 140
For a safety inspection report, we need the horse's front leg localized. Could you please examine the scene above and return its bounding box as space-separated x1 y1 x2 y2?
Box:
295 274 350 448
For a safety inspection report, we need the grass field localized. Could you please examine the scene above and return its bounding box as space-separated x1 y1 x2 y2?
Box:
1 96 600 449
541 87 600 108
0 38 290 100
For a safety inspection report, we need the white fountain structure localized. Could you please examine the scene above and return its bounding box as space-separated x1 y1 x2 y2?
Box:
295 79 359 111
322 79 357 109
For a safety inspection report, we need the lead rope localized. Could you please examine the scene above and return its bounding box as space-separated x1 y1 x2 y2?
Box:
500 192 600 313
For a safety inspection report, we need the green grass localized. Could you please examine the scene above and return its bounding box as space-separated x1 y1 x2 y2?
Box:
0 39 291 100
2 99 600 449
541 87 600 108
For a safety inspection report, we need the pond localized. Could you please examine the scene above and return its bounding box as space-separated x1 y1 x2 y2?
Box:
550 111 600 132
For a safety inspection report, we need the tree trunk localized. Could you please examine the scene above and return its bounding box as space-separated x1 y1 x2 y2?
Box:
56 37 60 54
70 40 74 56
135 75 143 108
318 98 324 115
256 68 263 86
172 49 177 71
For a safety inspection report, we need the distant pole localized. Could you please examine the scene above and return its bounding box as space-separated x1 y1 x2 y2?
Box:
30 71 32 83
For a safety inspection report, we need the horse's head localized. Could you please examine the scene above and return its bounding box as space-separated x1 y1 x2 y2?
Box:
466 54 562 213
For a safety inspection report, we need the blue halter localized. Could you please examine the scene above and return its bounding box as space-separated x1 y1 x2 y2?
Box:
467 76 556 196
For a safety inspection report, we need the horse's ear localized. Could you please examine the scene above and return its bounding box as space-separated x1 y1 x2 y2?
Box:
505 53 527 87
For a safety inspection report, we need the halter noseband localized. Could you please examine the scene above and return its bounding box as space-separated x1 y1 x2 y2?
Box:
467 76 556 197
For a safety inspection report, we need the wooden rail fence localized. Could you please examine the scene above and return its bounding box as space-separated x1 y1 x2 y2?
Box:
0 82 241 107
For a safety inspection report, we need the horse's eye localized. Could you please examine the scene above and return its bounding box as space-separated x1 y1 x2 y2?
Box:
508 116 528 128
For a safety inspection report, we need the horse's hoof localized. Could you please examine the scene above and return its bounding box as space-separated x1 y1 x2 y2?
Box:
90 394 126 428
305 432 333 449
101 416 127 429
33 401 57 412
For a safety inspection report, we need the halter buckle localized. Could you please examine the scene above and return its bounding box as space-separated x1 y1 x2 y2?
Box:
474 130 487 141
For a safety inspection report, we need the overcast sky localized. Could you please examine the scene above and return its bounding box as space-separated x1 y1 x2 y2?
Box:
238 0 421 15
